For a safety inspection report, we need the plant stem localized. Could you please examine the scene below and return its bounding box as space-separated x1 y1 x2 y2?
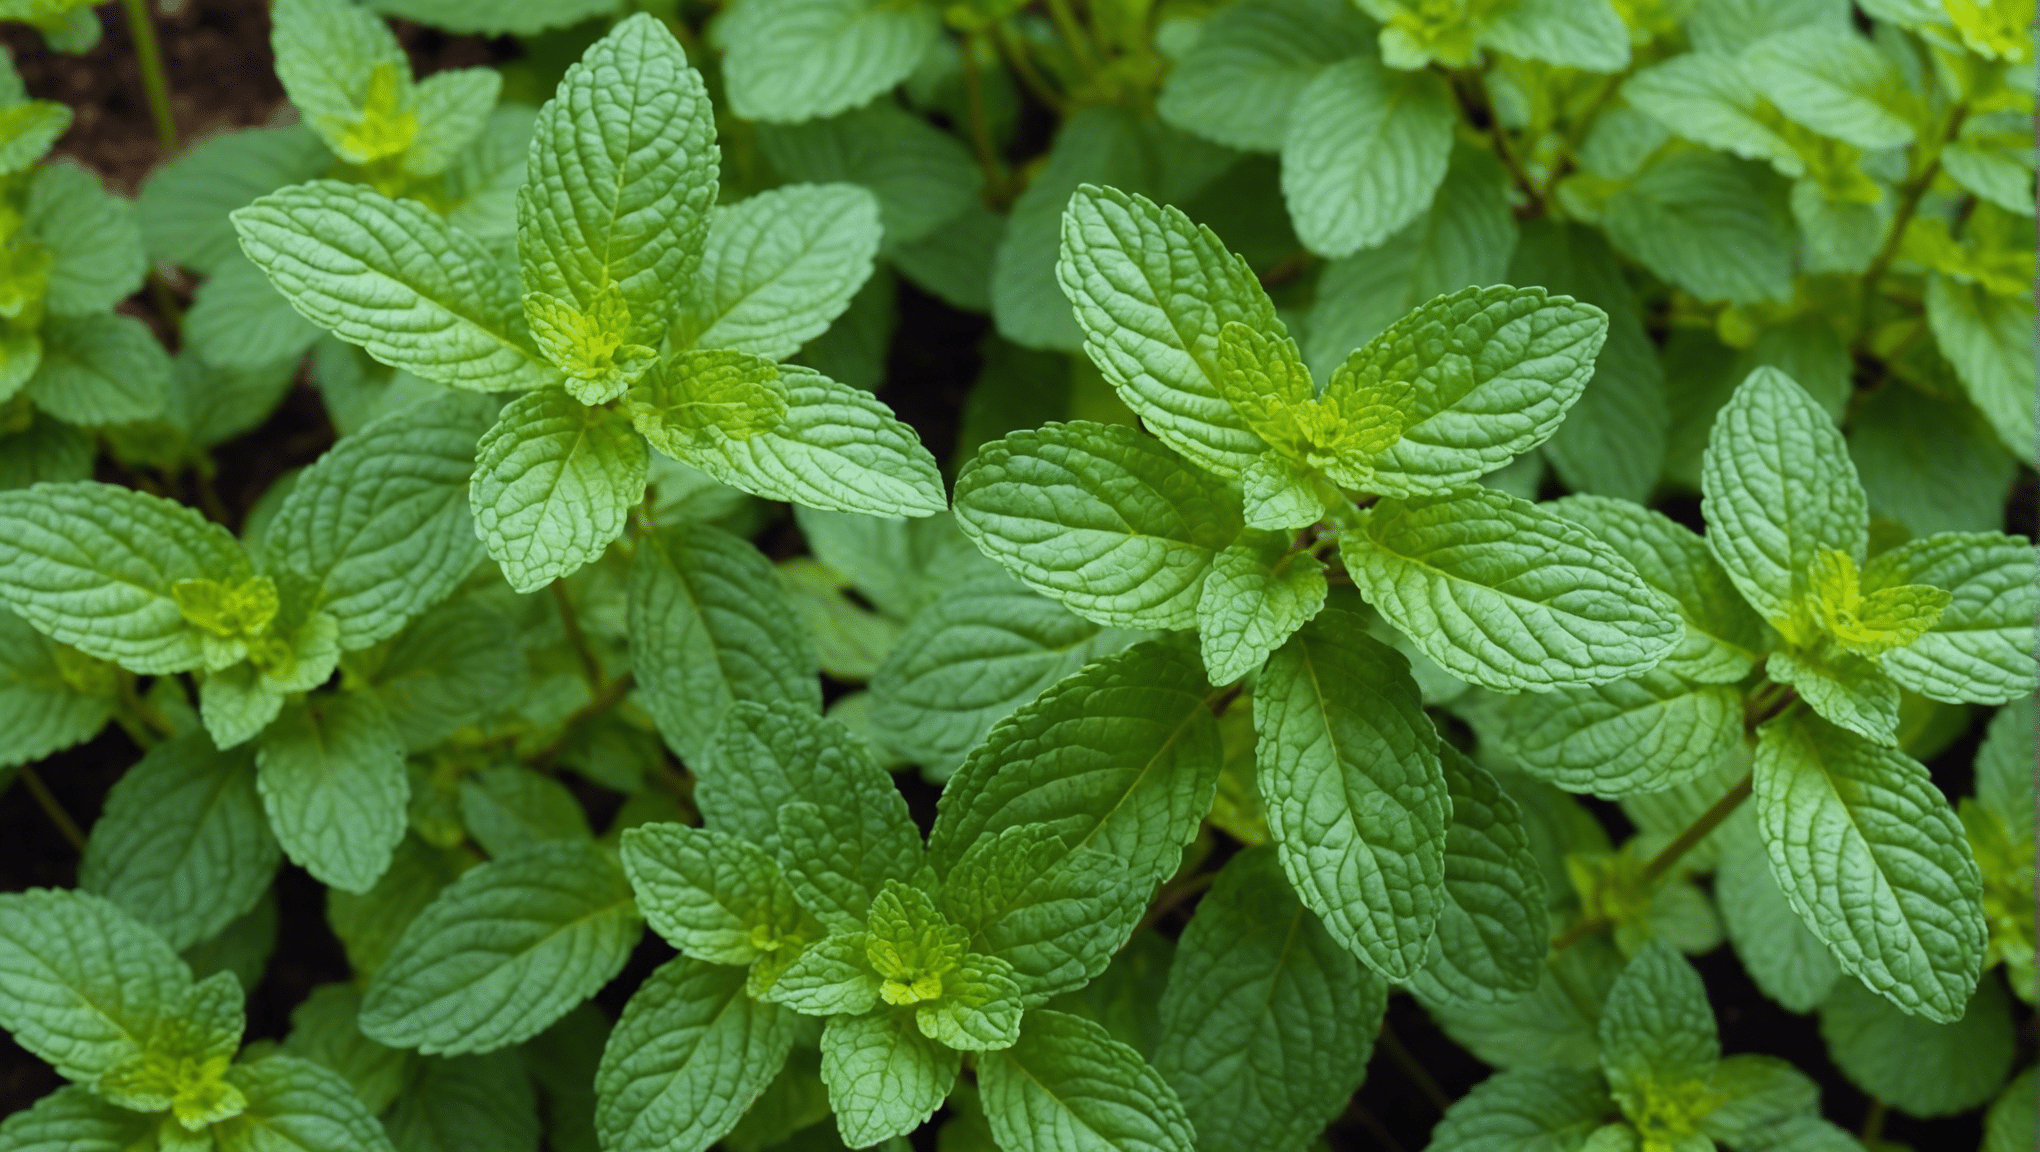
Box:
1857 103 1968 340
117 673 177 740
1554 772 1756 949
1043 0 1102 83
120 0 179 152
1860 1100 1887 1142
18 765 86 852
549 582 606 692
960 37 1011 208
1377 1023 1454 1115
1460 68 1544 215
526 671 636 770
146 269 184 333
992 23 1066 116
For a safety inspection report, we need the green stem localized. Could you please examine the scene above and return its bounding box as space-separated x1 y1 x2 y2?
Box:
117 673 177 741
960 36 1011 208
526 671 636 771
120 0 179 152
18 765 86 852
992 23 1066 116
1554 772 1755 949
1377 1023 1454 1115
1460 67 1544 215
1042 0 1102 82
549 581 607 692
1856 103 1968 341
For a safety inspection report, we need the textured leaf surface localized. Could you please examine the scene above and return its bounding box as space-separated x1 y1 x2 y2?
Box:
1503 670 1743 797
27 313 172 427
471 387 647 592
1818 971 2012 1117
1155 0 1377 152
0 887 188 1083
1342 489 1682 691
1281 56 1455 258
1742 27 1916 150
1716 809 1839 1013
953 421 1242 631
1753 715 1987 1022
629 522 820 762
360 841 640 1054
681 183 882 361
234 181 558 392
1408 747 1550 1006
1598 940 1719 1104
980 1010 1196 1152
217 1055 401 1152
256 694 409 894
820 1009 958 1147
1153 846 1385 1151
1866 531 2038 705
1254 612 1447 979
1195 529 1327 685
718 0 938 123
138 124 331 276
1424 1067 1613 1152
0 609 113 769
1926 274 2036 464
1601 153 1793 305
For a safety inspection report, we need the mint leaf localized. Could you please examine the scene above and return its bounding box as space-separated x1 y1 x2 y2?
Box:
27 313 172 427
766 931 883 1016
1768 647 1902 745
1337 284 1608 495
0 887 190 1084
1502 671 1745 797
1342 489 1683 691
953 421 1243 630
138 125 330 276
402 66 500 178
25 161 147 318
1155 0 1378 153
1741 26 1918 151
360 841 640 1054
1281 55 1455 258
1255 611 1447 978
217 1054 402 1152
778 795 924 934
1056 185 1280 477
1420 936 1625 1072
820 1009 958 1147
1716 808 1839 1013
753 101 981 249
981 1010 1195 1152
1409 746 1551 1005
1481 0 1630 70
620 823 819 966
79 732 278 952
1866 532 2039 707
1600 152 1794 305
0 1085 155 1152
1196 528 1328 685
936 824 1132 1005
1754 714 1988 1022
1425 1067 1613 1152
370 601 527 752
472 387 648 592
265 393 488 650
0 481 249 674
1927 271 2039 464
868 572 1142 778
270 0 410 160
519 14 715 350
1599 940 1720 1106
0 608 114 768
457 763 591 857
697 703 898 856
1819 973 2013 1117
631 525 821 762
234 181 559 393
1153 845 1386 1150
1622 54 1803 176
184 254 323 370
256 693 409 894
595 958 797 1152
718 0 938 124
1700 366 1868 624
679 184 882 361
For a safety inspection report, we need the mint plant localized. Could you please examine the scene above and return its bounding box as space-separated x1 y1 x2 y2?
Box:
0 0 2032 1149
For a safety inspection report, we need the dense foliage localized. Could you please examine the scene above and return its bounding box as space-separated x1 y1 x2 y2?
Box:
0 0 2031 1150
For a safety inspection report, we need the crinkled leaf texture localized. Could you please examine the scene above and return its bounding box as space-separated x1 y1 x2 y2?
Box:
1408 745 1551 1006
979 1009 1197 1152
0 887 191 1084
1753 714 1987 1022
471 387 648 592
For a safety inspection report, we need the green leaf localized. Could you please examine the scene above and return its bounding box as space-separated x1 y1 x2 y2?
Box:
1621 54 1803 176
256 693 409 894
0 411 92 491
471 387 648 592
1985 1066 2036 1152
266 393 488 650
1306 147 1519 381
1820 973 2013 1117
1741 27 1917 151
754 101 981 249
0 608 114 768
360 840 641 1054
1423 1067 1613 1152
867 573 1142 778
778 794 924 934
1753 714 1987 1022
717 0 938 123
269 0 410 159
0 1085 157 1152
765 932 882 1016
366 0 621 35
1333 284 1609 495
1848 384 2018 538
678 184 881 361
1767 647 1901 745
1700 366 1867 624
0 98 67 176
1155 0 1379 153
1419 936 1626 1072
594 957 798 1152
1254 611 1447 979
820 1009 958 1147
1502 671 1744 797
371 600 527 751
1409 746 1551 1005
1195 528 1327 685
233 181 560 392
24 162 147 318
402 67 502 178
216 1055 401 1152
1547 494 1765 684
620 823 817 966
26 313 172 427
630 524 821 762
1600 152 1794 305
184 254 324 370
1925 273 2037 465
929 637 1221 908
1716 808 1839 1013
0 887 191 1084
1055 184 1280 477
1481 0 1630 71
1864 531 2038 706
980 1009 1196 1152
1153 845 1386 1151
1281 56 1456 258
519 15 715 349
628 347 791 453
458 764 590 856
655 364 944 517
932 823 1131 1006
952 420 1244 630
139 125 331 277
283 983 415 1114
385 1050 541 1152
79 732 278 951
1598 940 1719 1107
1342 488 1682 691
0 481 249 674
